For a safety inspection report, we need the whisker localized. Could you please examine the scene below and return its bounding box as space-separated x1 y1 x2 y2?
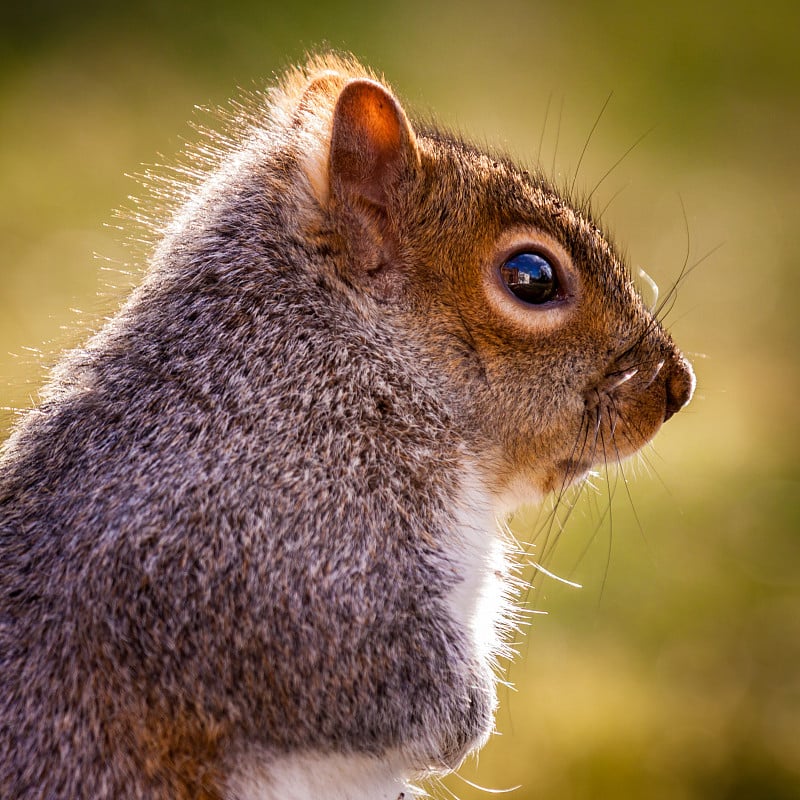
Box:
537 91 553 167
551 96 564 181
433 774 461 800
595 180 629 221
596 421 617 605
649 197 722 326
535 408 603 580
496 514 526 554
605 400 672 511
637 444 674 498
571 91 613 199
525 558 583 588
448 770 522 795
523 410 591 559
654 241 723 324
519 410 596 617
564 474 615 579
583 127 653 211
605 367 639 390
608 398 648 545
637 267 660 311
535 411 596 567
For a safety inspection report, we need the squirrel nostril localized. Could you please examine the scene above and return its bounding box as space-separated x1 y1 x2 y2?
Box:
663 355 695 422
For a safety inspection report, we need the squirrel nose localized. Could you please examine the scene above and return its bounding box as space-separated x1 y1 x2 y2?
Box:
663 354 695 422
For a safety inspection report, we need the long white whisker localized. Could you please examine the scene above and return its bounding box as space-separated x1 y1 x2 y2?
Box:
637 267 660 310
448 771 522 795
605 368 639 390
526 558 583 589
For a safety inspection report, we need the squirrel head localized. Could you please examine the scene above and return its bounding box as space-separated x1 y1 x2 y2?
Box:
272 56 695 508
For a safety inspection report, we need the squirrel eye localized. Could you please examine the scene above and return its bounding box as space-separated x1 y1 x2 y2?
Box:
499 252 560 305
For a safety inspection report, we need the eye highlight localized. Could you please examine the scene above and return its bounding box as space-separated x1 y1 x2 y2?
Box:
499 252 560 305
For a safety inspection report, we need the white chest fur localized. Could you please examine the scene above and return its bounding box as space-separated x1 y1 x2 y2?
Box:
444 467 511 667
226 751 416 800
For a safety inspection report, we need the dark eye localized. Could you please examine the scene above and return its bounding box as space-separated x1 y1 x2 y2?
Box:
499 252 560 305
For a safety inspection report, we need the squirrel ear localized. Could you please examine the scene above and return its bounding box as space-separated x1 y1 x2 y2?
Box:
328 79 419 210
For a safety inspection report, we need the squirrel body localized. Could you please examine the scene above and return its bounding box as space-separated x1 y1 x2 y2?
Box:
0 54 694 799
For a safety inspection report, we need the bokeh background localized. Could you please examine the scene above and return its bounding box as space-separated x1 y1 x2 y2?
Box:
1 1 798 797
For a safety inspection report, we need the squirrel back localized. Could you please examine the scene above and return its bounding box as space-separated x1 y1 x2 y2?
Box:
0 54 694 799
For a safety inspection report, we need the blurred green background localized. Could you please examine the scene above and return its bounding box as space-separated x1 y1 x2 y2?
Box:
1 1 798 797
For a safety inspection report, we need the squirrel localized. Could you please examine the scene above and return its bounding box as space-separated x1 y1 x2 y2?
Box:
0 53 694 799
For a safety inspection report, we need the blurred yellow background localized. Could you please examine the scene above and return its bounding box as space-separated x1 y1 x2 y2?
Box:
1 1 798 797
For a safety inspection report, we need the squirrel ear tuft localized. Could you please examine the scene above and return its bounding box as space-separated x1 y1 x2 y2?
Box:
329 79 419 210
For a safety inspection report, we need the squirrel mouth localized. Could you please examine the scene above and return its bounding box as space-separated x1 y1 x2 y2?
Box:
555 458 594 484
534 459 595 496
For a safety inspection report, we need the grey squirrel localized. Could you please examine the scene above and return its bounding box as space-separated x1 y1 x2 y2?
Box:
0 54 694 799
